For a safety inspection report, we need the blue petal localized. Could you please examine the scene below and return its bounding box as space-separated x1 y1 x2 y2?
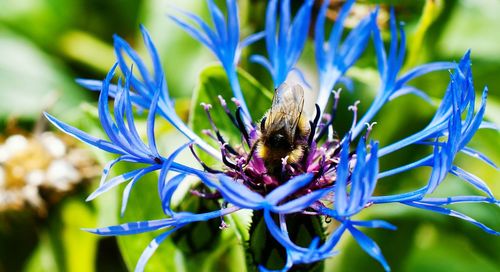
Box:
86 165 161 201
461 146 498 169
326 0 354 59
416 196 498 205
389 86 433 104
175 206 240 224
76 79 149 109
370 187 427 204
168 14 215 52
240 31 265 48
76 78 112 93
350 220 397 231
265 173 314 205
83 218 174 235
44 112 125 155
134 227 181 272
479 121 498 130
378 122 447 157
99 64 145 158
338 76 354 92
226 0 239 51
272 188 329 214
337 13 372 72
160 174 186 217
262 210 310 254
207 0 228 44
249 54 275 79
386 8 398 83
261 0 313 87
395 62 457 91
122 81 150 150
215 175 264 208
146 84 161 158
347 139 367 214
265 0 278 65
113 36 154 97
335 135 351 214
362 142 380 206
348 224 391 272
370 8 386 77
121 167 158 217
100 155 138 186
450 166 495 199
313 0 328 72
113 80 150 155
404 202 499 235
140 25 167 91
290 67 312 89
459 87 488 148
156 142 191 216
378 155 432 179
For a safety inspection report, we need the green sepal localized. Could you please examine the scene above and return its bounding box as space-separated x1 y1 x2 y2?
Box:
246 211 326 272
170 183 223 255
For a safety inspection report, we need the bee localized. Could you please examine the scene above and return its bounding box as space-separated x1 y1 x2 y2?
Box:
256 83 311 178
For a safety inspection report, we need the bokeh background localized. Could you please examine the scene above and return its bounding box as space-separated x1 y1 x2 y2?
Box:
0 0 499 271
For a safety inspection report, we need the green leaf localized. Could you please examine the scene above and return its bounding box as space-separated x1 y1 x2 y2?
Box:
23 196 98 272
189 64 272 165
113 166 180 272
0 29 90 120
24 230 60 272
404 0 445 69
61 199 99 272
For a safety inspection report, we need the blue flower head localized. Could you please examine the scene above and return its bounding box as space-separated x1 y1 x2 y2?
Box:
46 1 498 271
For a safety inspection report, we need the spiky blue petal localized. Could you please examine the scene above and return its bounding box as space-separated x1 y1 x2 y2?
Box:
347 224 390 272
170 0 262 119
403 202 499 235
254 0 314 87
135 227 181 272
315 0 373 114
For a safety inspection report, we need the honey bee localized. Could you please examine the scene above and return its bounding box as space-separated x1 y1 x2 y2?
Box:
256 83 311 178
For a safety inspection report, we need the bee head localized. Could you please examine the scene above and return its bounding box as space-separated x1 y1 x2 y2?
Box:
268 132 290 150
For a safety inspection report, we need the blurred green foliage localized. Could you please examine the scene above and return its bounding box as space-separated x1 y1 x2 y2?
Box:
0 0 498 271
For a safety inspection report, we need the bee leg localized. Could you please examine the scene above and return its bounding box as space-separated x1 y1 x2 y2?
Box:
243 139 260 168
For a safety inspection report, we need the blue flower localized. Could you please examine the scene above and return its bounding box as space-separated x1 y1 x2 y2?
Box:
169 0 264 120
250 0 314 88
46 1 498 271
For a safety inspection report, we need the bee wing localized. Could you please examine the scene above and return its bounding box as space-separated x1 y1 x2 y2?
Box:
266 83 305 138
287 84 305 137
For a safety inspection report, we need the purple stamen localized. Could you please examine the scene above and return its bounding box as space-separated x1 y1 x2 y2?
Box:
235 107 251 145
190 189 221 199
189 144 223 174
348 100 361 130
221 146 238 170
218 95 239 127
231 97 241 107
364 122 377 140
201 129 219 142
317 88 342 140
201 102 238 155
308 104 321 146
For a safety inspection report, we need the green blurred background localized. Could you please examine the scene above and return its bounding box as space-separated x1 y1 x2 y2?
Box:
0 0 498 271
